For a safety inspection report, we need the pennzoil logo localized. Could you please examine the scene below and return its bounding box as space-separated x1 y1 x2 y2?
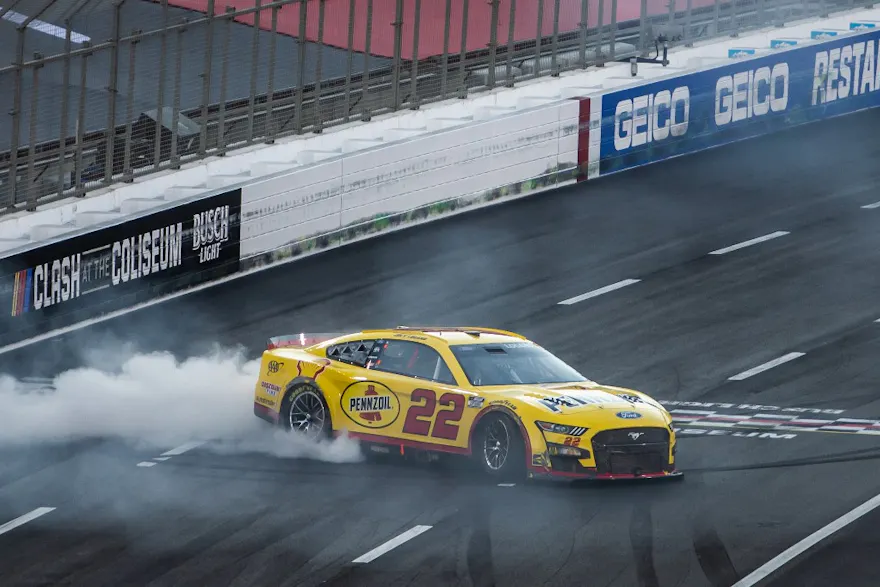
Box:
340 381 400 429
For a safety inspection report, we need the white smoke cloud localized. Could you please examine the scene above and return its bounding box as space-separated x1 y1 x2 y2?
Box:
0 349 362 463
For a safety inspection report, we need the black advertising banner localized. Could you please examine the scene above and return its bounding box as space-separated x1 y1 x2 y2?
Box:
0 188 242 346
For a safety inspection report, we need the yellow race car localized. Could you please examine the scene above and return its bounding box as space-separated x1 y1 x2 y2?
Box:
253 326 682 481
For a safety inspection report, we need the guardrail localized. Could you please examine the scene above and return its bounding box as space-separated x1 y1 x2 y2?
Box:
0 0 866 214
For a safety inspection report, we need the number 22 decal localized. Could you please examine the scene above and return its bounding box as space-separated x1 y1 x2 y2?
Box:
402 388 465 440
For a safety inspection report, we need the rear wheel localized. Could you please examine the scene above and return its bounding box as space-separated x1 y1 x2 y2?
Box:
280 382 332 439
474 413 526 480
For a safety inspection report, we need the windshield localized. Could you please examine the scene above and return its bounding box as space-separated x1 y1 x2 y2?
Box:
450 342 588 386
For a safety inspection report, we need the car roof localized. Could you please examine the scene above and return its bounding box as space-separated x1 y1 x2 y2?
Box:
351 326 530 347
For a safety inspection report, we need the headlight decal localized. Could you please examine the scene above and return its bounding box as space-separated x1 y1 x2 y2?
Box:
535 421 588 436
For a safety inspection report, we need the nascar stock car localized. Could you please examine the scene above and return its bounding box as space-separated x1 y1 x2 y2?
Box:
253 326 682 481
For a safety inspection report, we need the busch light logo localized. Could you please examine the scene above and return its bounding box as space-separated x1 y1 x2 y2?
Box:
613 86 690 152
715 63 790 127
616 411 643 420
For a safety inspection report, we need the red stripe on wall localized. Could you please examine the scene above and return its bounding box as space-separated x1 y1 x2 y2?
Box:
576 97 590 183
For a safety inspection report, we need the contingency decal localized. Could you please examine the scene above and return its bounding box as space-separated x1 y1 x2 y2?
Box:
294 359 331 380
340 381 401 429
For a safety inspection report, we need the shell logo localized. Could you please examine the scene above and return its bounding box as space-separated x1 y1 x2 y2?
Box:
340 381 401 429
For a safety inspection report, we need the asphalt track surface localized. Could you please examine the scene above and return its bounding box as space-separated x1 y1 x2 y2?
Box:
3 108 880 586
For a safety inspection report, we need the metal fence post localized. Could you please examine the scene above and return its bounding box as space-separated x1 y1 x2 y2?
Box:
246 0 262 142
551 0 561 75
26 53 45 210
640 0 649 55
685 0 693 46
265 4 279 142
410 0 422 106
104 0 123 185
505 0 517 85
360 0 374 120
123 30 141 181
440 0 452 96
57 23 74 198
199 0 216 156
314 0 326 130
533 0 544 79
217 6 234 156
153 0 170 170
578 0 588 68
391 0 404 110
730 0 739 37
487 0 500 87
6 27 25 208
596 0 605 65
75 42 92 197
343 0 356 122
170 20 186 169
294 0 308 132
610 0 617 59
458 0 470 97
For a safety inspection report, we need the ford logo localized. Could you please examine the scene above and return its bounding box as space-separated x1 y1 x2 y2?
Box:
616 411 642 420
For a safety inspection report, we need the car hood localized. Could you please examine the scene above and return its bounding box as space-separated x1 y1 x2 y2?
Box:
490 382 669 423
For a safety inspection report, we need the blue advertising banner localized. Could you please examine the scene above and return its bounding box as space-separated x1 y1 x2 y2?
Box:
599 28 880 175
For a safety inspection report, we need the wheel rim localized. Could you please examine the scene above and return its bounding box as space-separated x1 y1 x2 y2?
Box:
483 419 510 471
288 390 326 438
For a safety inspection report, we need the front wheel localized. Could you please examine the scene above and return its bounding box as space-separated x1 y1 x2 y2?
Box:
473 413 526 480
280 382 332 440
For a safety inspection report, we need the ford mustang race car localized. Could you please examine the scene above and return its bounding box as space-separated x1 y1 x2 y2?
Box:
253 326 682 481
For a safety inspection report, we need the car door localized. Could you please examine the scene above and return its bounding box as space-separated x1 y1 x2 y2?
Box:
365 339 471 450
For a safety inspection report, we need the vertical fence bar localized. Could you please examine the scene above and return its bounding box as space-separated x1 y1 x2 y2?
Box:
170 20 185 169
457 0 470 97
578 0 588 67
123 31 140 181
295 0 308 131
104 1 122 185
533 0 544 79
153 0 169 170
487 0 499 87
74 44 91 197
6 28 25 207
730 0 739 36
199 0 215 156
641 0 650 53
685 0 693 45
26 53 44 210
759 0 767 24
218 7 233 155
57 25 73 198
247 0 262 142
440 0 452 96
551 0 561 75
410 0 422 106
610 0 618 59
314 0 326 130
360 0 373 119
713 0 720 35
391 0 404 109
596 0 604 64
265 4 279 142
343 0 355 122
504 0 517 85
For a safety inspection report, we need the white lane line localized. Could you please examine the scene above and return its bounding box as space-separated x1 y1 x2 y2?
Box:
1 10 91 43
558 279 641 305
861 201 880 209
728 352 805 381
709 231 789 255
352 525 433 564
153 457 171 462
0 507 56 536
160 441 206 457
137 461 157 468
498 483 516 487
732 492 880 587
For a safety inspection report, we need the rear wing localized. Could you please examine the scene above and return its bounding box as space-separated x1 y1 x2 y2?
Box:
267 333 346 350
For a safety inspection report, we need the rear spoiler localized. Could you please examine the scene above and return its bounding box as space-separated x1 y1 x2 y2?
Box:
267 333 345 350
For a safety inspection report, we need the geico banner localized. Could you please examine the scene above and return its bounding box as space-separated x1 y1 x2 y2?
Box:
0 188 242 346
600 27 880 174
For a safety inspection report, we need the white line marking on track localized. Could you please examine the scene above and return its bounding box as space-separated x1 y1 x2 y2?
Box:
0 507 55 536
153 457 171 462
137 461 157 468
558 279 641 305
732 492 880 586
498 483 516 487
861 201 880 209
352 525 433 564
728 352 805 381
1 11 90 43
160 441 206 457
709 231 789 255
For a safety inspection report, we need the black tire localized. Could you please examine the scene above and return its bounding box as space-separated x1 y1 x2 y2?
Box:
278 381 332 440
473 413 526 481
